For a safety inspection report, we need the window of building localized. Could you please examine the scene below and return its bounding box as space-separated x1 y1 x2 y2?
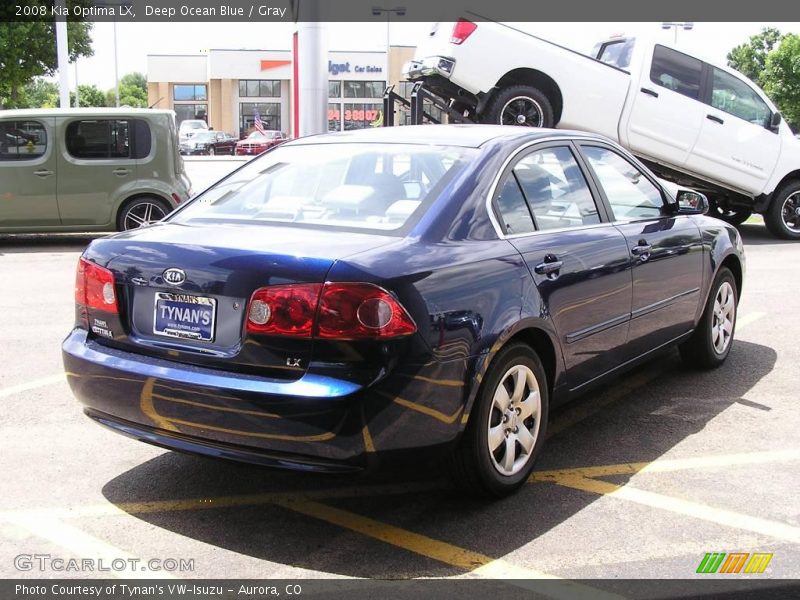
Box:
238 80 281 98
65 119 134 160
174 104 207 127
239 103 281 135
328 81 341 98
650 45 703 100
344 81 385 98
342 103 382 130
0 120 47 161
173 84 207 101
710 68 771 126
328 103 342 132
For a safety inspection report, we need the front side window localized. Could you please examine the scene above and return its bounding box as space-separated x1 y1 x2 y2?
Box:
711 68 771 127
172 143 477 234
66 119 130 159
650 45 703 100
513 147 600 230
174 84 207 101
0 120 47 161
582 146 664 221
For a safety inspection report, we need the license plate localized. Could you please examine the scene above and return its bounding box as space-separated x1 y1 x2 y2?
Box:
153 292 216 342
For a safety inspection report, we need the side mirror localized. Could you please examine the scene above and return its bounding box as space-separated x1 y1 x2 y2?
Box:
770 112 782 131
675 190 709 215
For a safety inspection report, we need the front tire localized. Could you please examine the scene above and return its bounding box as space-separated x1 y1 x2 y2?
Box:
765 181 800 240
451 343 549 497
482 85 555 128
679 267 737 369
117 197 171 231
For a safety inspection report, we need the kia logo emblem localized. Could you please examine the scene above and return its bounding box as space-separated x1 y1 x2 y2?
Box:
162 268 186 286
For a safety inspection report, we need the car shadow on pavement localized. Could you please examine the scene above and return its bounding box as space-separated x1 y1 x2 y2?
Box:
102 339 777 578
738 223 796 246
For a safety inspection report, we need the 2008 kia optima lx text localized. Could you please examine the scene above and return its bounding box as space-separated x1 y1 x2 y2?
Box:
62 125 744 497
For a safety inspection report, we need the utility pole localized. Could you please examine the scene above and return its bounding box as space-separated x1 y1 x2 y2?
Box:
55 0 70 108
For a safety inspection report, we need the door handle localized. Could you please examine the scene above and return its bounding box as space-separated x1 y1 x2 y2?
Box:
631 241 652 262
34 169 54 178
706 114 724 125
534 254 563 277
640 87 659 98
112 168 131 176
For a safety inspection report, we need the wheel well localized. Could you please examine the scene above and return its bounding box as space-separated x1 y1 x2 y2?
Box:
721 255 743 297
506 327 557 398
116 193 171 229
495 69 563 125
769 171 800 201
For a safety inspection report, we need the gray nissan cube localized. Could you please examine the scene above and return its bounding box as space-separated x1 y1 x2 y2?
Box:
0 108 192 232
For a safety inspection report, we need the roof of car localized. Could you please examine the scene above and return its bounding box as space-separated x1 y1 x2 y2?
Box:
289 124 594 148
0 108 174 118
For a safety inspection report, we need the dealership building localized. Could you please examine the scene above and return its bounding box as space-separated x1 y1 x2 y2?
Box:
146 46 416 138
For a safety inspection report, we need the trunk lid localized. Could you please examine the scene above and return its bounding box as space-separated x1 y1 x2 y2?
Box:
84 222 397 379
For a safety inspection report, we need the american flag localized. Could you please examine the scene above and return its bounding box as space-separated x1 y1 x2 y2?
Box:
253 110 265 135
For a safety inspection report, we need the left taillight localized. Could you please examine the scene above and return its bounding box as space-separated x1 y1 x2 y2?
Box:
75 257 118 314
246 282 417 340
450 19 477 45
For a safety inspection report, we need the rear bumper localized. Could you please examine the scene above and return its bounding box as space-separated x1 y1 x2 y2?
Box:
402 56 456 80
62 329 468 471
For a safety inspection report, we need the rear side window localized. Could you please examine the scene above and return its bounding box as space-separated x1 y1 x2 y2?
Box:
650 45 703 100
596 38 635 69
496 176 535 235
711 68 771 127
65 119 151 160
0 120 47 161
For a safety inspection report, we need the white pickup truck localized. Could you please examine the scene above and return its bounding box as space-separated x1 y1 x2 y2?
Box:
403 20 800 239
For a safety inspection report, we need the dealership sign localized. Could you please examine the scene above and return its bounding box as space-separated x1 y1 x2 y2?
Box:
328 61 383 76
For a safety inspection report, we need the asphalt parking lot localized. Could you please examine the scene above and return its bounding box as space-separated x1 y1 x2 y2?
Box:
1 217 798 587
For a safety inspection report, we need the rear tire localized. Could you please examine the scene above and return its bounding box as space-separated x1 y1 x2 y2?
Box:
117 196 171 231
450 343 549 497
765 181 800 240
679 267 737 369
482 85 555 128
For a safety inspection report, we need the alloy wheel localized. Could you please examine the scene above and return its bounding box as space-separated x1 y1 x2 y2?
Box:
487 364 542 476
780 191 800 234
124 202 168 230
500 96 544 127
712 281 736 355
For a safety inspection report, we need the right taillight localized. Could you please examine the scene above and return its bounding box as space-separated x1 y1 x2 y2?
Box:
75 257 118 314
246 282 417 340
450 19 477 45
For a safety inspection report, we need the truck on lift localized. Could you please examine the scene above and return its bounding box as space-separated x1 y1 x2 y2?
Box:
401 20 800 240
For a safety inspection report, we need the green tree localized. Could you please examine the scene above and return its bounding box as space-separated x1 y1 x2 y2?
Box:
763 34 800 131
106 72 148 107
71 84 106 107
19 78 59 108
0 1 94 108
727 28 785 88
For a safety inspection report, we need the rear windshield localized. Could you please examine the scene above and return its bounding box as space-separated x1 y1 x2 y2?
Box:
171 142 477 234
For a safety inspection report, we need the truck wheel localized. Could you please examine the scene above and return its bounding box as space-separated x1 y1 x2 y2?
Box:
450 343 549 497
117 197 170 231
483 85 555 128
765 181 800 240
709 203 752 226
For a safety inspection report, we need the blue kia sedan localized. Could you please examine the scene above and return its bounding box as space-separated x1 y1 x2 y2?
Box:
63 125 744 497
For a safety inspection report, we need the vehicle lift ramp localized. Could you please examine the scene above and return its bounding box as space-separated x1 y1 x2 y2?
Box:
382 82 476 127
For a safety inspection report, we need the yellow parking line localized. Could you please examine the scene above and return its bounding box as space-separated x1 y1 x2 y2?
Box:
551 474 800 544
530 448 800 481
270 497 625 599
139 377 178 432
4 513 173 579
0 374 64 399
